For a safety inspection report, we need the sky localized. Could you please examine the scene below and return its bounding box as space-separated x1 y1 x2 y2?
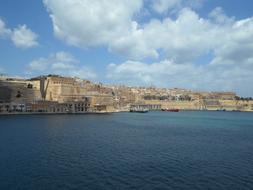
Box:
0 0 253 96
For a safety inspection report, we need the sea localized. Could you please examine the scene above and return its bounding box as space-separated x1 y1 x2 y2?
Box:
0 111 253 190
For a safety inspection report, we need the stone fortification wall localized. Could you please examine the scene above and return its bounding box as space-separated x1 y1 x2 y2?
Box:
144 100 201 110
220 100 253 111
143 99 253 111
40 76 90 102
0 80 42 103
89 94 115 112
1 75 252 112
39 76 117 111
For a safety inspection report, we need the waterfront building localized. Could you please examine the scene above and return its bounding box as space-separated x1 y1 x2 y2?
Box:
1 75 253 113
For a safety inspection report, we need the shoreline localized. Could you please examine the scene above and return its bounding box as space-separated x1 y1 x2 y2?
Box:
0 111 116 116
1 109 253 116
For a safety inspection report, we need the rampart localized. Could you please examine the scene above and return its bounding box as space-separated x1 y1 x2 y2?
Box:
1 75 252 113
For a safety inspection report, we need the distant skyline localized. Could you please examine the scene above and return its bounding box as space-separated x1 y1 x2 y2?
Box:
0 0 253 96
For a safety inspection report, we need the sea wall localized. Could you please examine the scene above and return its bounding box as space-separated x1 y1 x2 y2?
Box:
220 100 253 111
143 99 253 111
144 100 200 110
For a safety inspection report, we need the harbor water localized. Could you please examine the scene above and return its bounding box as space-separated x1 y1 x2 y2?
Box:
0 111 253 190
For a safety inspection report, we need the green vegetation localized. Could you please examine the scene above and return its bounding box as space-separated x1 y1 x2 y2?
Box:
235 96 253 101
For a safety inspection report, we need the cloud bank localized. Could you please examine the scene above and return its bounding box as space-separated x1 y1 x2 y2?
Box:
107 59 253 96
28 51 97 80
42 0 253 96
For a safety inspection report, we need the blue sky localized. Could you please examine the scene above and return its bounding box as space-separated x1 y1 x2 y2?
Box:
0 0 253 96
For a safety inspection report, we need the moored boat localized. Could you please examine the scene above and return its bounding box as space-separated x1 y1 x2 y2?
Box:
130 108 149 113
161 108 179 112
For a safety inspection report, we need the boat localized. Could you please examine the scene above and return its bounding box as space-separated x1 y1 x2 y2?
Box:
130 108 149 113
161 108 179 112
216 109 226 112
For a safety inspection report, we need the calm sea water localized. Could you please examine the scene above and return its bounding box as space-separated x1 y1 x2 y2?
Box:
0 111 253 190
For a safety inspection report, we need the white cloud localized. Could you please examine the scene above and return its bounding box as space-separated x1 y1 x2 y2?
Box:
11 25 38 49
107 60 202 87
43 0 142 47
28 51 97 80
0 18 38 49
208 7 234 24
210 17 253 67
42 1 253 95
43 1 248 63
107 59 253 96
29 57 50 72
110 8 221 61
105 6 253 96
109 21 159 60
111 7 253 65
106 10 253 96
151 0 181 14
0 18 11 38
150 0 203 14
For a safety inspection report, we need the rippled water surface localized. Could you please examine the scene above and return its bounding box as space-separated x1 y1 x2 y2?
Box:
1 111 253 190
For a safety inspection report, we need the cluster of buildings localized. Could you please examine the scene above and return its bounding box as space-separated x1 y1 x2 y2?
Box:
0 74 253 114
0 75 114 114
